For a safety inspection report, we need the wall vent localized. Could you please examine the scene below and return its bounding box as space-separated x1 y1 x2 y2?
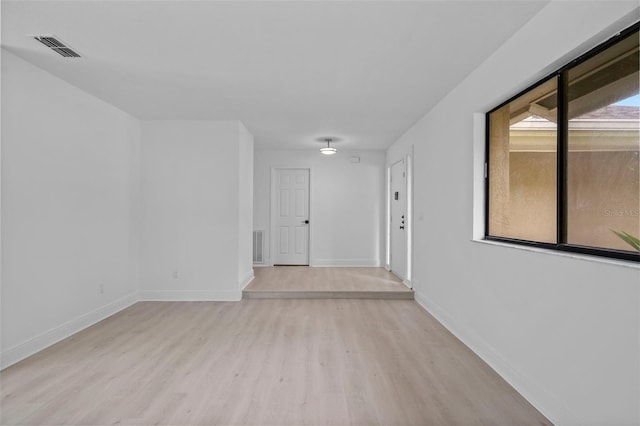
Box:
32 35 81 58
253 230 264 264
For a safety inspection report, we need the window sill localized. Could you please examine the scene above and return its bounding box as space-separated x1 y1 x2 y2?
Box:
471 238 640 270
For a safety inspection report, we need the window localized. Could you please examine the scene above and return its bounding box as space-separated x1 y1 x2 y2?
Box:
486 24 639 261
488 78 558 243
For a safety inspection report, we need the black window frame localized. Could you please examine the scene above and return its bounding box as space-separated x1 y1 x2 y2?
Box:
485 22 640 263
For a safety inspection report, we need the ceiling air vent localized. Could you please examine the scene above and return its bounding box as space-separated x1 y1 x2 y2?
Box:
32 35 81 58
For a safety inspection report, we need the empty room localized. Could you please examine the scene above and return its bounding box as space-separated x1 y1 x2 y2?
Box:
1 1 639 425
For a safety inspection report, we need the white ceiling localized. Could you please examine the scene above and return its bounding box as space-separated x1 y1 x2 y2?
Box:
1 1 549 150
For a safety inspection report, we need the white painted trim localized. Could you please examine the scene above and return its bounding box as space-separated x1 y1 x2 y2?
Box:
1 292 138 370
405 151 413 283
385 163 392 267
472 238 640 270
139 290 242 302
472 112 487 241
402 279 412 289
239 269 255 290
310 259 381 267
413 291 565 425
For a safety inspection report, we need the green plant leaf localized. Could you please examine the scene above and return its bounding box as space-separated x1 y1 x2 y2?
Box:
611 230 640 252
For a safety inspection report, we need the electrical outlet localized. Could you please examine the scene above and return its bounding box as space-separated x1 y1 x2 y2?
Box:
172 270 179 279
99 283 104 294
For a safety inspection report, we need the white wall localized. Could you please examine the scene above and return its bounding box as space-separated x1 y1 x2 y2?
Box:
254 149 385 267
140 120 253 300
387 2 640 425
238 123 254 288
1 55 255 367
1 49 140 368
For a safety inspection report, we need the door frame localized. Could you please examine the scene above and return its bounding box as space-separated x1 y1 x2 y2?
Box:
386 154 413 288
270 167 312 266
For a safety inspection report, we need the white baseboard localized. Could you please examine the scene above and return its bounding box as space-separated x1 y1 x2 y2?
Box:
139 290 242 302
310 259 381 267
413 291 565 425
1 292 138 370
239 269 255 290
402 279 412 289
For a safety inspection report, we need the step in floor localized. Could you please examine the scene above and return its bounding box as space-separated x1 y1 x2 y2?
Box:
243 266 413 300
243 289 413 300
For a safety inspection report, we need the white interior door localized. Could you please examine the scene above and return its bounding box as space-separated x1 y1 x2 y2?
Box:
390 160 407 280
273 168 310 265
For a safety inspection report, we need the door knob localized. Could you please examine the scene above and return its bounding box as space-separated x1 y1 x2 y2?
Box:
303 220 309 224
400 226 405 230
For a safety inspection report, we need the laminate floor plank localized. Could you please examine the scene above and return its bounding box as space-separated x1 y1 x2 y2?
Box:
1 300 551 425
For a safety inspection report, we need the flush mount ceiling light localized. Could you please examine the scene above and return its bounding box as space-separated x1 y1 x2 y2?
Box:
320 138 337 155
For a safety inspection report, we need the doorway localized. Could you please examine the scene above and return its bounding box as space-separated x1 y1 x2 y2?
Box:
271 168 310 265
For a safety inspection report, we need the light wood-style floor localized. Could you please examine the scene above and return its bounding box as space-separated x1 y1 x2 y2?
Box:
1 300 550 425
244 266 414 299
